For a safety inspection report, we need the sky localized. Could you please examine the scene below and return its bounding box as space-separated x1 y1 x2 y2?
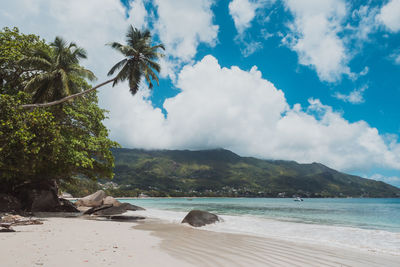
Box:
1 0 400 187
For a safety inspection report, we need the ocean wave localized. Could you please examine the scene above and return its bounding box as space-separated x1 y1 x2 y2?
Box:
129 208 400 256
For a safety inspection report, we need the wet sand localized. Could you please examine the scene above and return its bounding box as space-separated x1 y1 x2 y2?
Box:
135 219 400 267
1 217 399 267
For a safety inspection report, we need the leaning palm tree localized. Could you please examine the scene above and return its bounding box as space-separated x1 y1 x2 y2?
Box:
107 26 165 95
21 26 164 109
21 37 96 103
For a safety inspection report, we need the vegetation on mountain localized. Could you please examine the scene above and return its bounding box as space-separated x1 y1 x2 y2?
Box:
109 148 400 198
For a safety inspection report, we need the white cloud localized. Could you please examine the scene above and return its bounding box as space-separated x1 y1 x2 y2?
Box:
108 55 400 173
370 174 400 187
228 0 275 35
127 0 148 29
0 0 148 79
229 0 258 34
395 54 400 65
334 85 367 104
241 41 263 57
228 0 274 57
283 0 351 82
2 0 400 177
359 66 369 76
390 51 400 65
349 5 379 43
377 0 400 32
153 0 219 62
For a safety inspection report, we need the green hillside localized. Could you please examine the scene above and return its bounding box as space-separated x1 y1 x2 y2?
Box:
110 148 400 198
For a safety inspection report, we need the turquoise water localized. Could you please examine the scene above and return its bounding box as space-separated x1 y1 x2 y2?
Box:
124 198 400 233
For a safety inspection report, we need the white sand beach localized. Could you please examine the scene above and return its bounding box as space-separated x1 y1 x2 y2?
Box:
1 216 400 267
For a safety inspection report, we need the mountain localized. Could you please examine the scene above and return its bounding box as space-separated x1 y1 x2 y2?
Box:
111 148 400 198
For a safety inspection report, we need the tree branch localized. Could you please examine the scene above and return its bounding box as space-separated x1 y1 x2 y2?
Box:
21 78 116 109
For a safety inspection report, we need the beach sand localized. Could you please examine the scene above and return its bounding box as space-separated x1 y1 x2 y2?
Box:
1 216 399 267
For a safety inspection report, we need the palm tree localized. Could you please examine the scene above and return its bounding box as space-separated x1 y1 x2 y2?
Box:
21 26 164 109
107 26 165 95
21 37 96 103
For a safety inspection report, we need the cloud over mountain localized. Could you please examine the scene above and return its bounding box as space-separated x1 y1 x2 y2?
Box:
107 55 400 173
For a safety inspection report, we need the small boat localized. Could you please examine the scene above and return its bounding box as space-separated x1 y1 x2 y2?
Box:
294 197 303 202
187 198 193 201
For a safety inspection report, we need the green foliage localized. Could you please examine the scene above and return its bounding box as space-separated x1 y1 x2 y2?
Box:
0 27 47 94
0 91 118 192
0 93 62 190
20 36 96 103
0 27 118 195
59 177 102 197
110 148 400 198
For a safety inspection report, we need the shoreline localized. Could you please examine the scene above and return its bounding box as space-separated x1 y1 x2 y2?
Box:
1 215 399 266
65 196 400 201
136 219 400 267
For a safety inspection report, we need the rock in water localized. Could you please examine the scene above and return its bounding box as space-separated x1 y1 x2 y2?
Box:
103 196 121 207
83 204 113 215
93 205 128 216
181 210 220 227
75 190 106 208
84 202 145 215
118 203 145 211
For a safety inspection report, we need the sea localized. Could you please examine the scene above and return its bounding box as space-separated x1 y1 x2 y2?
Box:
121 198 400 255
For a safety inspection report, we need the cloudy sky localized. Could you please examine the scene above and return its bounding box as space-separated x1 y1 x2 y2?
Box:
1 0 400 187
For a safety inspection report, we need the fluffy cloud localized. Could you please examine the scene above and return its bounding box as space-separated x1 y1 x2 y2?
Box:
377 0 400 32
390 51 400 65
2 0 400 180
110 55 400 173
229 0 258 34
0 0 147 79
241 41 263 57
127 0 148 29
283 0 351 82
349 5 379 44
334 85 367 104
370 174 400 187
153 0 219 62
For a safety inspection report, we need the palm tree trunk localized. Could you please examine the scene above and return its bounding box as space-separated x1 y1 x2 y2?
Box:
21 78 116 109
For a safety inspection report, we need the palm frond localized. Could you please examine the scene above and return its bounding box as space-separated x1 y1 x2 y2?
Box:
18 56 52 70
71 65 97 81
108 25 164 94
23 36 97 103
107 59 127 76
128 64 142 94
72 47 87 60
24 72 57 93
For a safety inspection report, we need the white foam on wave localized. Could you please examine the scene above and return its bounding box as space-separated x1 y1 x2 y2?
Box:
128 208 400 256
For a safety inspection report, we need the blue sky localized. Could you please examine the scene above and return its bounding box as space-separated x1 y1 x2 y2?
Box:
140 0 400 135
1 0 400 186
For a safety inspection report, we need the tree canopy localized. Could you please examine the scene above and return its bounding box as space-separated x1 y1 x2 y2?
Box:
0 27 47 95
0 27 118 198
20 26 164 109
0 25 164 205
108 26 165 95
20 36 96 103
